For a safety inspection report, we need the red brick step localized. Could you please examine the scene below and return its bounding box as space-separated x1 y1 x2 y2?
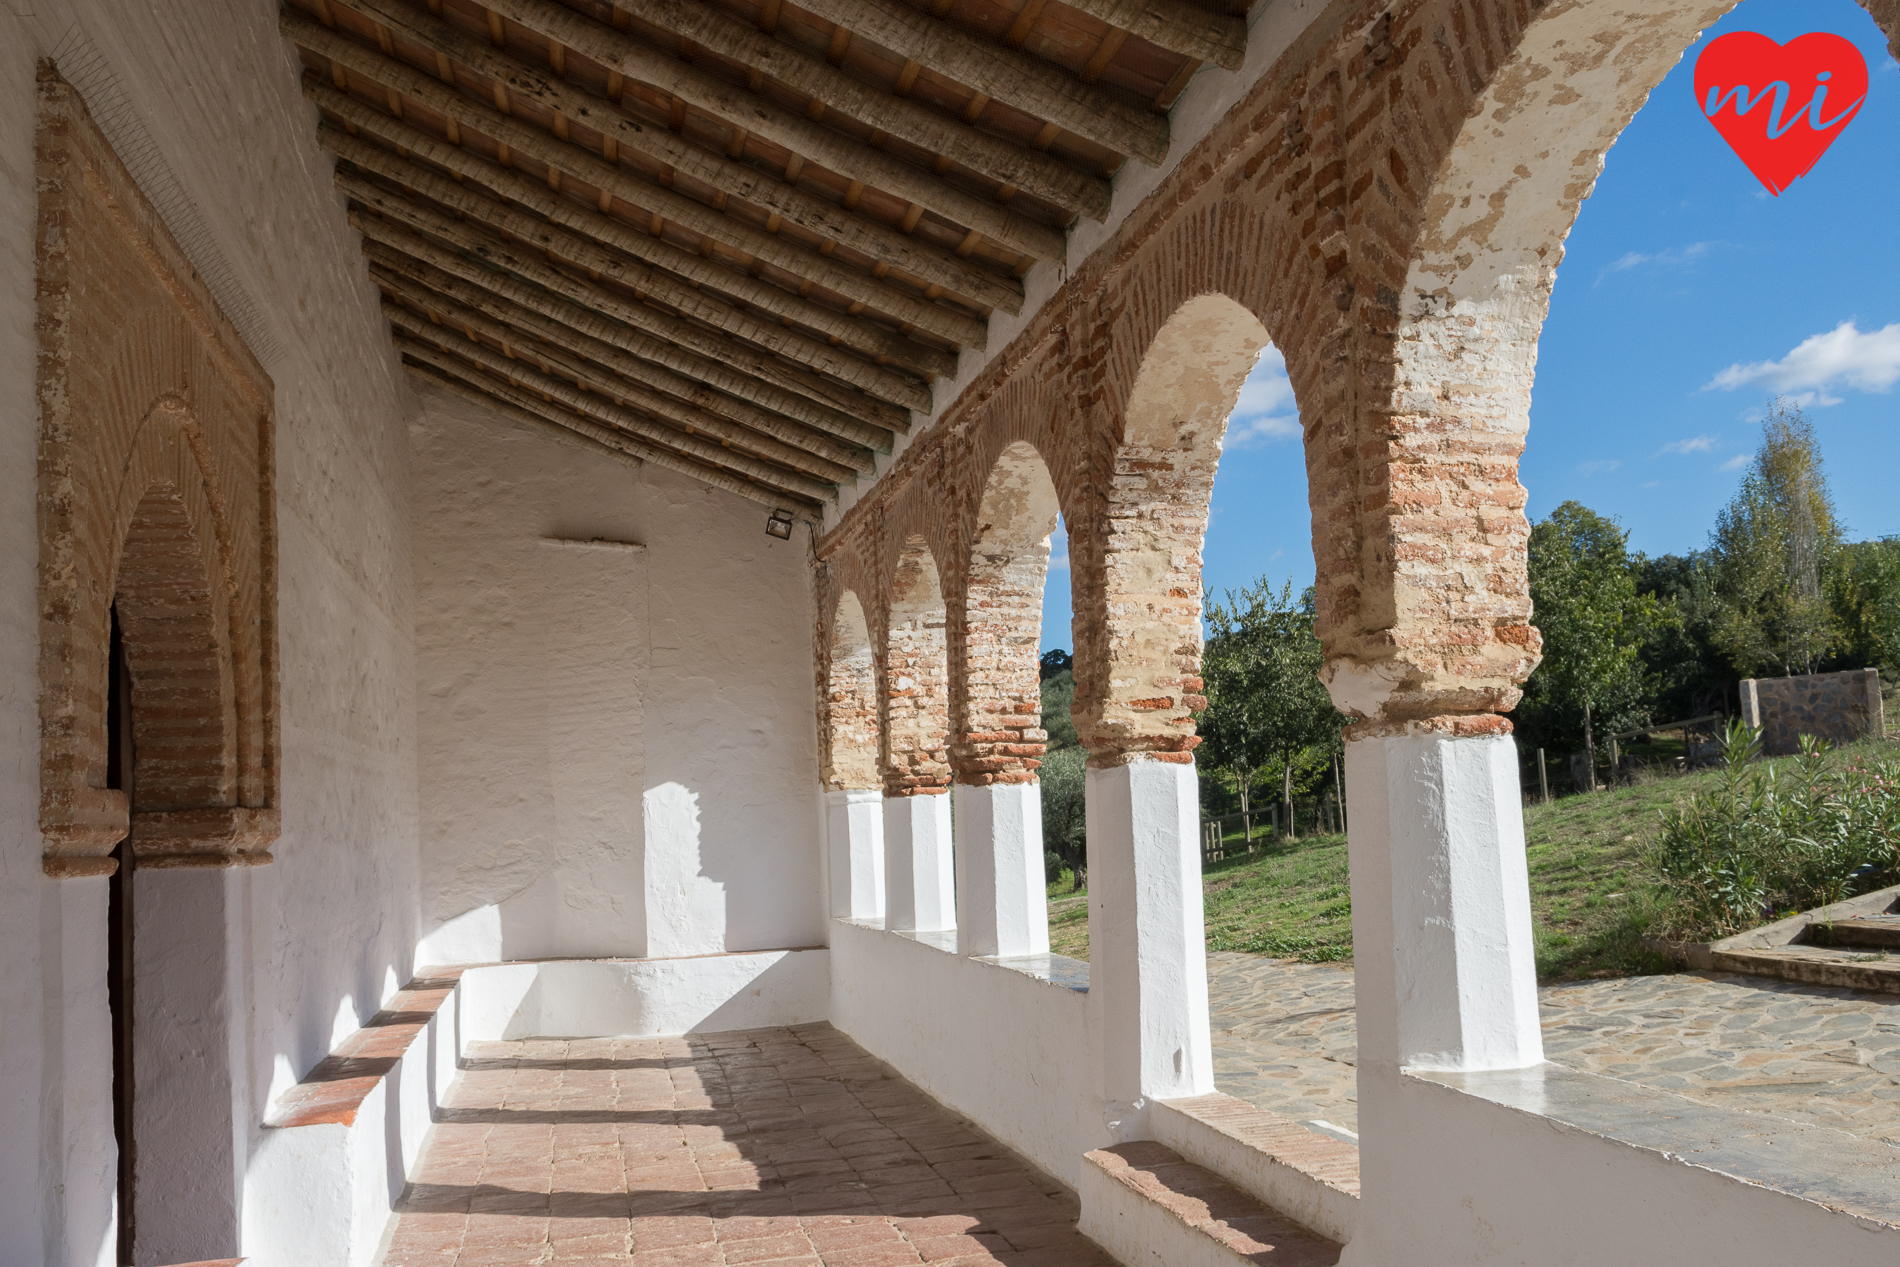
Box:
1080 1141 1342 1266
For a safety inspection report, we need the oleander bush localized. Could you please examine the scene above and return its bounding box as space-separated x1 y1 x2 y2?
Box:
1645 720 1900 940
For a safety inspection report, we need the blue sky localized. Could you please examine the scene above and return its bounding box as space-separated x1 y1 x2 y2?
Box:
1043 0 1899 654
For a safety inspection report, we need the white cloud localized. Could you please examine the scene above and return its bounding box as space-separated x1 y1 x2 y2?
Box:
1656 435 1717 456
1719 453 1750 471
1225 346 1301 448
1597 242 1712 283
1577 459 1621 476
1706 320 1900 401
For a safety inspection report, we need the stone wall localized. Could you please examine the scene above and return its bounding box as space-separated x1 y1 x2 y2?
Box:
1742 668 1885 757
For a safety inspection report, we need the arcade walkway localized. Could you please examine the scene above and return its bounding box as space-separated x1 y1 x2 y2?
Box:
378 1025 1114 1266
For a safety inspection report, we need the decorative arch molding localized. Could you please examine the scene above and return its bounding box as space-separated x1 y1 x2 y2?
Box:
36 64 278 877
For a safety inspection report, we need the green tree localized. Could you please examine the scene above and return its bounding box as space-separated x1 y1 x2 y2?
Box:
1632 551 1733 722
1709 402 1843 677
1196 580 1342 830
1828 537 1900 677
1521 502 1672 787
1038 649 1084 885
1038 649 1079 750
1039 746 1088 889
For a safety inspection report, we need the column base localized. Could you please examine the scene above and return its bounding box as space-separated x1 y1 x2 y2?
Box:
884 792 956 933
953 782 1049 958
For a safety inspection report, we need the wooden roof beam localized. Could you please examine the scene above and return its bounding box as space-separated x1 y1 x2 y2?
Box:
383 299 859 483
350 207 910 430
355 219 900 445
324 126 957 381
331 0 1068 263
335 164 937 410
394 329 839 502
1054 0 1246 71
789 0 1169 164
377 274 871 475
406 358 822 513
306 76 987 348
515 0 1110 222
287 9 1024 312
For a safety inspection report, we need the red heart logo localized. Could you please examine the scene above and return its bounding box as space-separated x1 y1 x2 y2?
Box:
1694 31 1868 195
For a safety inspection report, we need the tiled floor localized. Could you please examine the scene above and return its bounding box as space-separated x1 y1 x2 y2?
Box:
379 1025 1115 1266
1206 952 1900 1143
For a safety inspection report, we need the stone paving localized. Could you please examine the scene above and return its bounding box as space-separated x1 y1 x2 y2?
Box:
1206 952 1900 1145
377 1024 1113 1266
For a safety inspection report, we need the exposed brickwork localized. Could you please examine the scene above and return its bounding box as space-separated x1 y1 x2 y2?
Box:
953 442 1058 785
821 592 882 792
881 539 952 798
35 65 278 874
814 1 1900 764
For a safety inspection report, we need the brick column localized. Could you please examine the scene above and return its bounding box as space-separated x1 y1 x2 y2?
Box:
823 592 885 923
950 441 1058 958
884 543 955 932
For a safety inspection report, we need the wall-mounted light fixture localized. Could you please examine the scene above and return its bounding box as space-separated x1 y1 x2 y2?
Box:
765 508 795 540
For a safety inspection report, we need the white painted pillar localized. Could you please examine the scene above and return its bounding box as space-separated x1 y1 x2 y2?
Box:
133 864 252 1265
825 788 886 922
883 792 956 932
1087 758 1214 1139
1344 731 1543 1075
952 782 1048 957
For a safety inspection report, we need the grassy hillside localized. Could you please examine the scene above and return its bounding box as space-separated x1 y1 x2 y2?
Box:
1048 733 1900 983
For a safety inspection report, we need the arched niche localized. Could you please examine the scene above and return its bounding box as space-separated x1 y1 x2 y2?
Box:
823 591 882 792
35 67 278 876
883 539 951 797
1074 293 1271 765
955 440 1062 785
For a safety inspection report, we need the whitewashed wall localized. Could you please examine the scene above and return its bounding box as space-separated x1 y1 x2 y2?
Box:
0 2 420 1261
411 384 825 966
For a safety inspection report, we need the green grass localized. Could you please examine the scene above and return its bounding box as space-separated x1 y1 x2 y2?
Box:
1046 734 1900 983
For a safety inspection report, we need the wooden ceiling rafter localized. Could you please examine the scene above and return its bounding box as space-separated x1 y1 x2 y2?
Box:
307 81 987 348
370 263 876 471
382 295 862 483
337 160 937 408
356 220 899 446
539 0 1111 221
283 0 1230 510
286 4 1024 296
405 357 828 511
786 0 1167 162
334 0 1068 261
394 326 840 502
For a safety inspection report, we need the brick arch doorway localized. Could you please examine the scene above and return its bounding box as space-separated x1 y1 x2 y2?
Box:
104 479 255 1267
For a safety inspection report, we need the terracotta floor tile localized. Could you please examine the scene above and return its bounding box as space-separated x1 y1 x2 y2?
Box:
376 1029 1083 1267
